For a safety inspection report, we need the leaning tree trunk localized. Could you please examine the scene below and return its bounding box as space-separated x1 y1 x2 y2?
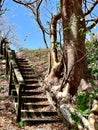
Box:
47 13 62 83
61 0 88 95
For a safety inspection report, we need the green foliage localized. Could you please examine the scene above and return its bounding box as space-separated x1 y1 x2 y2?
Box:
18 47 25 52
71 87 98 128
71 111 80 124
74 92 91 116
73 87 98 117
53 41 60 47
71 111 81 129
16 121 24 128
86 40 98 80
0 74 6 79
0 86 4 92
64 21 73 31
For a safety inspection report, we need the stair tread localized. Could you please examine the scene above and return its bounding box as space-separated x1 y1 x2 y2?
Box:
20 71 33 74
25 84 40 88
18 64 30 66
21 118 61 123
25 79 38 81
22 91 43 94
22 92 44 96
23 100 49 104
19 68 32 70
23 102 49 104
25 83 40 86
16 58 28 61
22 75 38 78
13 95 47 98
24 86 41 90
15 102 50 106
22 118 60 121
18 63 30 66
21 110 57 113
24 85 41 89
24 89 43 92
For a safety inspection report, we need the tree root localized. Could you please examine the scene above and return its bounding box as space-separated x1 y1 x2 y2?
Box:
58 79 98 130
43 76 98 130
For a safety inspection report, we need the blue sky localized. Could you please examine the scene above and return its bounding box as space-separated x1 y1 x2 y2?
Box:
3 0 51 50
3 0 98 51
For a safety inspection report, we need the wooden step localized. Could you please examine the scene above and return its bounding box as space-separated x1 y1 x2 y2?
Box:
22 102 50 108
21 110 58 118
25 79 38 84
21 118 61 125
21 96 47 103
18 62 29 65
19 67 32 71
21 71 33 75
22 91 43 96
12 89 43 96
13 96 48 103
22 103 50 110
16 58 28 61
22 75 39 79
14 102 50 110
18 64 32 69
25 83 41 90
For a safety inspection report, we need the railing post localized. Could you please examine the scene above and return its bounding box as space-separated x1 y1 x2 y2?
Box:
0 38 6 55
17 84 23 122
9 63 13 95
5 42 9 75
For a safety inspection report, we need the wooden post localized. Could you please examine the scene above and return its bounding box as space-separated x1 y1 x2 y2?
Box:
9 63 13 95
5 42 9 75
0 39 4 55
0 38 6 55
16 84 23 122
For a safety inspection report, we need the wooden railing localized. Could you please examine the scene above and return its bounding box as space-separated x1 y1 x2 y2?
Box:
0 38 25 122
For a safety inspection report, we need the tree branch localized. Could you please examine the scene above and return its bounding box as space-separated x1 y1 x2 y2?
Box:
0 0 6 15
86 17 98 30
60 53 87 91
85 0 98 16
13 0 49 48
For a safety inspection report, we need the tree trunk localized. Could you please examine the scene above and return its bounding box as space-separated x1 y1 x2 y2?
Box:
46 0 88 95
48 13 62 82
60 0 88 95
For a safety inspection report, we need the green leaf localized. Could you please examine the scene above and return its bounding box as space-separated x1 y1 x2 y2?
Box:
16 121 24 128
54 41 60 47
0 87 4 92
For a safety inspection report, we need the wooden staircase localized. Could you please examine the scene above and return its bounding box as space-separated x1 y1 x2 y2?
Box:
0 40 61 125
13 57 60 124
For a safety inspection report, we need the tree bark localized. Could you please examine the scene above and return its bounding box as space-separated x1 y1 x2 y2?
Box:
60 0 88 95
47 13 63 81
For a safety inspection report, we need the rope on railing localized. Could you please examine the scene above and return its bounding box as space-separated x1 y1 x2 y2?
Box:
0 38 25 122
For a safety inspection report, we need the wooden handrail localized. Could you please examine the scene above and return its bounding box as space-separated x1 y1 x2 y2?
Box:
0 39 25 122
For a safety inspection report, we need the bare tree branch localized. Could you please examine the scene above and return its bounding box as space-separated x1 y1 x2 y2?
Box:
86 17 98 30
36 0 49 48
0 0 6 15
13 0 39 5
85 0 98 16
13 0 49 48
